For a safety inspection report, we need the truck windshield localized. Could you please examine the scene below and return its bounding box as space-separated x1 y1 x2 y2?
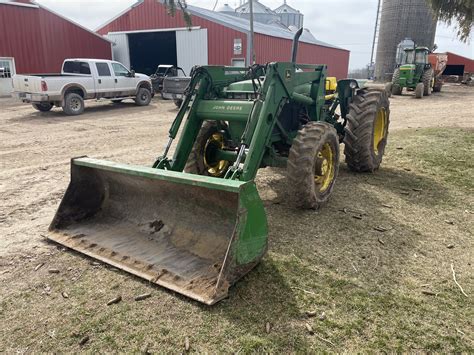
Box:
63 61 91 75
415 51 427 64
156 67 170 75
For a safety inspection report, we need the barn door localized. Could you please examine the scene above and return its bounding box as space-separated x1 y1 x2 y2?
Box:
176 29 208 76
0 58 15 97
107 33 131 70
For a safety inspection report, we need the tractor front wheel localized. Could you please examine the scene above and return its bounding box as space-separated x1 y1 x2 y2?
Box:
185 121 232 178
415 83 424 99
422 68 433 96
287 122 340 209
344 88 390 172
391 68 402 95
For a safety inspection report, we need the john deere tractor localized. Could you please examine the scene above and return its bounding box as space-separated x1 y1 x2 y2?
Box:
48 29 390 305
391 46 434 98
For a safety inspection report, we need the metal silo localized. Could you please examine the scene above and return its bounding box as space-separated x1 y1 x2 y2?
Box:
374 0 437 81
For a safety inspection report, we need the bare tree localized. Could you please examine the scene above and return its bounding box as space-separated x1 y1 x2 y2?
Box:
163 0 192 26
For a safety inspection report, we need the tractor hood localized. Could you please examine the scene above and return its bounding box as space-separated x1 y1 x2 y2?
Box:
399 64 416 71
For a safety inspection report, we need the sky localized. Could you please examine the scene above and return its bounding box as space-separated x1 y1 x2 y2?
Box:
36 0 473 69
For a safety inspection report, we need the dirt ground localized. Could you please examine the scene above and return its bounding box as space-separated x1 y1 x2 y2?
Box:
0 84 473 352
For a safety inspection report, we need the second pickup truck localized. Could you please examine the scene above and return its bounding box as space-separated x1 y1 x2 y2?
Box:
12 59 153 115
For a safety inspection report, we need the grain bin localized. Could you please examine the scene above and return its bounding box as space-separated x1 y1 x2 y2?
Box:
375 0 437 81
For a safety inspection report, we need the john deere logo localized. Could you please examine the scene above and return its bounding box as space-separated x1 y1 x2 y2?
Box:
212 105 243 111
285 70 292 80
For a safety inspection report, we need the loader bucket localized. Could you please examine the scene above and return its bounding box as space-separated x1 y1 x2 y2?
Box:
48 158 268 305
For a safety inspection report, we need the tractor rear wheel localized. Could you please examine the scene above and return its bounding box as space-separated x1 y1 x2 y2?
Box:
185 121 232 178
287 122 340 209
391 68 402 95
415 83 424 99
344 88 390 172
422 68 433 96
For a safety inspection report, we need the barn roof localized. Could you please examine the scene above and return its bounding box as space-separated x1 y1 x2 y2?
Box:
96 1 345 51
0 0 112 43
187 5 342 50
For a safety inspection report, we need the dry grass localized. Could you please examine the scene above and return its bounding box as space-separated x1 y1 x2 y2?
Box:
1 127 473 353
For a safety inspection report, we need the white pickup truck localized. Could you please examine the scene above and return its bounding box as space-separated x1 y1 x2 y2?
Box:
12 59 153 115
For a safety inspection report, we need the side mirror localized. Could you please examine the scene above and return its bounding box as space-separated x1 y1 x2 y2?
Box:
130 70 136 77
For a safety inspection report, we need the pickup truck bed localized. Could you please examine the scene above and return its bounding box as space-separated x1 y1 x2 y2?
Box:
162 76 191 107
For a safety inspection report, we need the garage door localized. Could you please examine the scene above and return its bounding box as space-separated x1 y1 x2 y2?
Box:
0 58 15 97
176 29 208 76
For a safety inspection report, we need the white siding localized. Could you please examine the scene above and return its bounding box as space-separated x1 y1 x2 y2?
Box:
0 57 15 97
176 29 208 75
106 33 131 69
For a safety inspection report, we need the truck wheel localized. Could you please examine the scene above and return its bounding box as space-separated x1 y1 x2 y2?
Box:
391 68 402 95
415 83 424 99
32 102 53 112
185 121 231 178
433 80 443 92
287 122 340 209
135 87 152 106
62 93 84 115
422 68 433 96
391 84 402 95
344 88 390 172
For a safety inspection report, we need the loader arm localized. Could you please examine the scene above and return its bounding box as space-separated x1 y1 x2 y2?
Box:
156 62 327 182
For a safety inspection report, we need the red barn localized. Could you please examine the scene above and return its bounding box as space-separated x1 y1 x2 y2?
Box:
97 0 350 78
442 52 474 76
0 1 112 96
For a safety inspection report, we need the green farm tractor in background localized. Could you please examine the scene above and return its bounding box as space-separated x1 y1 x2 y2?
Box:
48 29 390 305
391 46 434 98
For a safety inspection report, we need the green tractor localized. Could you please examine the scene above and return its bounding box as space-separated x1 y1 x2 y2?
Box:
391 46 434 98
48 29 390 305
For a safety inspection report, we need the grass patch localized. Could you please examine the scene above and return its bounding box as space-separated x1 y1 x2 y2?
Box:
0 128 473 352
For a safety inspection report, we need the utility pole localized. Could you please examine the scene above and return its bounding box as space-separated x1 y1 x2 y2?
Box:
249 0 255 64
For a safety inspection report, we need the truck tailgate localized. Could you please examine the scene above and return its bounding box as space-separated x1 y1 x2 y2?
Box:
12 75 43 93
163 77 191 94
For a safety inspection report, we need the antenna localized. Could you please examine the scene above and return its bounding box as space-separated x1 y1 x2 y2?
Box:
249 0 255 64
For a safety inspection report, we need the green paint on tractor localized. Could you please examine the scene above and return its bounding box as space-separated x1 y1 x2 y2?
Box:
391 46 435 98
48 29 391 305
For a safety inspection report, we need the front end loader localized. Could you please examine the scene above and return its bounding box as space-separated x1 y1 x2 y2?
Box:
48 29 390 305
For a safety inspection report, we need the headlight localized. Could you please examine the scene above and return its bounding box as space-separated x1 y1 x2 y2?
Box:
349 81 357 89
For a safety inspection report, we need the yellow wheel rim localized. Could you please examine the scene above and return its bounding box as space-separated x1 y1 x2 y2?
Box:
373 108 387 154
203 132 230 177
314 143 335 193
